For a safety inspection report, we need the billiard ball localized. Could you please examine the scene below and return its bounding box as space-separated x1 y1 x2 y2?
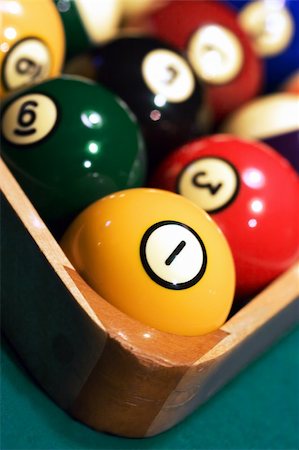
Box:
227 0 299 92
139 0 263 121
0 0 65 99
151 135 299 300
65 36 209 169
1 76 146 233
281 71 299 95
222 93 299 173
60 188 235 336
55 0 122 58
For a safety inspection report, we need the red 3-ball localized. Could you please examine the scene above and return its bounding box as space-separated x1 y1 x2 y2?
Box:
140 0 262 121
152 135 299 300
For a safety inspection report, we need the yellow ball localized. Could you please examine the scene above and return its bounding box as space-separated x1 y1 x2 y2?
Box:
61 188 235 336
0 0 65 99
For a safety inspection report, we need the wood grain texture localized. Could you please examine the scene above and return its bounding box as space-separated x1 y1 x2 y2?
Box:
1 159 107 408
66 268 226 437
1 196 108 408
0 159 101 327
146 263 299 436
0 159 226 436
1 159 298 437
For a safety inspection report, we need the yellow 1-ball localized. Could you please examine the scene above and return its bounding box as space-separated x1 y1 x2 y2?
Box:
61 188 235 336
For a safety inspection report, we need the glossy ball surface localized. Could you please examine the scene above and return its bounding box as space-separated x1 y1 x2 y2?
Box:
152 135 299 299
55 0 122 58
1 76 146 229
222 93 299 173
60 188 235 336
227 0 299 92
65 36 209 168
141 0 262 121
0 0 65 99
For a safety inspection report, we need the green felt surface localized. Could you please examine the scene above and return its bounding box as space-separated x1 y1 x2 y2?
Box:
1 327 299 450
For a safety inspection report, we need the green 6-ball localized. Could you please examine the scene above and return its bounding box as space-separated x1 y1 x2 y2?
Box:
1 76 146 232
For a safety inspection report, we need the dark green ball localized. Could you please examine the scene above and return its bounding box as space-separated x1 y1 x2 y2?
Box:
1 76 146 231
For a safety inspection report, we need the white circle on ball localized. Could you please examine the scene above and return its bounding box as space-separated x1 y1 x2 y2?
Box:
142 49 195 103
187 25 244 85
177 157 240 213
2 93 58 146
2 38 51 91
140 221 207 290
239 0 294 57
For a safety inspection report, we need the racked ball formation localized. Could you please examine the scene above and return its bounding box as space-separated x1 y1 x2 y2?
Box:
1 0 298 336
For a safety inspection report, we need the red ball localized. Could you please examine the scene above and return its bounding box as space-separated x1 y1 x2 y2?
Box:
152 135 299 299
140 0 262 121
